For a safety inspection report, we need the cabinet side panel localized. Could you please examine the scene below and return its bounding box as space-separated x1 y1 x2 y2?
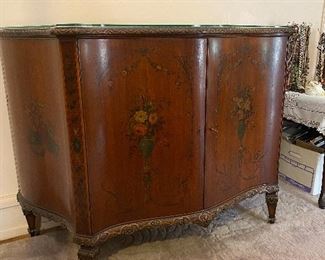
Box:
79 38 206 233
0 39 74 223
205 36 287 208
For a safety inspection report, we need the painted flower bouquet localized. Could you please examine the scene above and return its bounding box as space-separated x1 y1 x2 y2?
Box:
129 98 160 159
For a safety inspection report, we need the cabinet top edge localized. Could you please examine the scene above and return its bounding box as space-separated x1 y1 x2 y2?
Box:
0 24 296 38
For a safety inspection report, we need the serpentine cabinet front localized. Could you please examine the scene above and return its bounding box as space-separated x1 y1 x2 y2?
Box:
0 25 293 259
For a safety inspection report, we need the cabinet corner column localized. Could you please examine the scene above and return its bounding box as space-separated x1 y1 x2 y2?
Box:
58 37 92 235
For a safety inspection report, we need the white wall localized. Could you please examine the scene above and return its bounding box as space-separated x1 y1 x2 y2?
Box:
0 0 325 240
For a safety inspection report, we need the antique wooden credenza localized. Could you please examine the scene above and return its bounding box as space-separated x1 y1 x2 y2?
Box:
0 25 295 259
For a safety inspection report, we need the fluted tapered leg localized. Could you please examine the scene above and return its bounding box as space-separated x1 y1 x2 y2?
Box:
319 192 325 209
266 192 278 224
22 209 41 236
318 161 325 209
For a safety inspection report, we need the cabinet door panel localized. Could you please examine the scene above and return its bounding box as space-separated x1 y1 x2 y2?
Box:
79 38 206 233
205 37 287 208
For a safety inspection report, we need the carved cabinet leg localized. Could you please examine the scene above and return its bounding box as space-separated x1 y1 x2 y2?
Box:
78 245 100 260
318 160 325 209
319 192 325 209
22 209 41 236
265 192 278 224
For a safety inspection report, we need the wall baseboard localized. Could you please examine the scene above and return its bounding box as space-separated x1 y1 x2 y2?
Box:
0 193 58 241
0 193 19 210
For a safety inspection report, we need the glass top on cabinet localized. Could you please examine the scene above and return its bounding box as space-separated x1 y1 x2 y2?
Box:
2 23 292 29
0 24 296 37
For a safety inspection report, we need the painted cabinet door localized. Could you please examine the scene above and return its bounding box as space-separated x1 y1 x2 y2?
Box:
205 37 287 208
79 38 206 233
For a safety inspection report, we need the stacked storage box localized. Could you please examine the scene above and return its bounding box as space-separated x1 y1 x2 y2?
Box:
279 120 325 195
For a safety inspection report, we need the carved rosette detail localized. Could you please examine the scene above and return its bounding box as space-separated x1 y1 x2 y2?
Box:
17 184 278 247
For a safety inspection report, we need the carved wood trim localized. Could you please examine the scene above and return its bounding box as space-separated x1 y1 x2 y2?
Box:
17 191 73 231
0 27 53 38
0 25 296 38
17 184 278 247
52 26 295 37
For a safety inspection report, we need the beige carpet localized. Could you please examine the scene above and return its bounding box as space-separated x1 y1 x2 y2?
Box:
1 181 325 260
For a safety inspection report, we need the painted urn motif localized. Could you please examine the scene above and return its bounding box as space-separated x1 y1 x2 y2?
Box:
26 101 59 156
231 89 253 140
